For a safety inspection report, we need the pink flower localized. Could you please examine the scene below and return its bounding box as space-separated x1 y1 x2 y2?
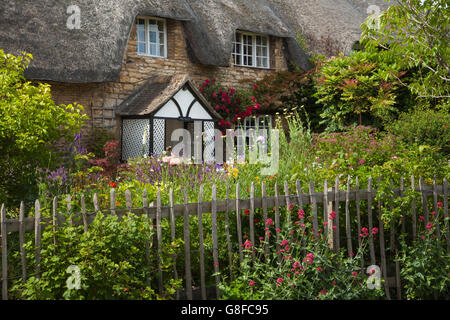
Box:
360 227 369 238
298 209 305 219
317 267 322 272
350 251 355 257
293 261 301 269
281 239 289 247
169 157 181 166
332 280 337 286
243 240 253 249
319 290 327 296
418 216 425 222
288 203 295 211
329 211 336 220
437 202 443 209
352 271 358 277
249 280 255 287
276 278 284 286
372 227 379 235
265 218 274 226
426 223 433 232
276 228 281 233
358 159 365 165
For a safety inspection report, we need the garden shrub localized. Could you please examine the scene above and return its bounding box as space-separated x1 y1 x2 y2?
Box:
0 50 87 206
386 108 450 155
10 212 181 300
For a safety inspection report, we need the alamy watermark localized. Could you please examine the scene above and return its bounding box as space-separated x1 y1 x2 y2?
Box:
66 5 81 30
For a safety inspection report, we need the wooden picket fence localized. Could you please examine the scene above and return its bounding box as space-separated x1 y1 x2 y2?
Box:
0 175 448 300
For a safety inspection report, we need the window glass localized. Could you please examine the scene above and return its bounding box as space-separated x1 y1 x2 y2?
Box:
233 31 269 68
136 17 166 57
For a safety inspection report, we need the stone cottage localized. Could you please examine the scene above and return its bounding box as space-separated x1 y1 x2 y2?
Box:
0 0 390 160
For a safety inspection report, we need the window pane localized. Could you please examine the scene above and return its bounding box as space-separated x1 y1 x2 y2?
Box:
138 42 146 54
150 43 157 56
256 57 262 67
262 58 268 68
235 54 241 65
256 36 261 45
157 21 164 32
256 46 262 56
248 56 253 66
137 19 145 25
261 46 267 57
137 30 145 42
159 32 164 43
262 36 267 46
149 19 156 25
160 44 165 56
149 31 157 43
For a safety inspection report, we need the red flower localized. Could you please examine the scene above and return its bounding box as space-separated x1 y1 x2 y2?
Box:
244 209 250 216
418 216 425 222
352 271 358 277
298 209 305 219
372 227 379 235
249 280 255 287
426 223 433 232
317 267 322 272
254 84 258 90
109 182 117 188
329 211 336 220
319 290 327 296
288 203 295 211
437 201 443 209
265 218 274 226
281 239 289 247
276 278 284 286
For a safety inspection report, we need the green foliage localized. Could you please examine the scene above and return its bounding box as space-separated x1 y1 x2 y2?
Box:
398 224 450 299
386 108 450 155
361 0 449 101
0 50 88 206
313 51 407 131
10 212 181 300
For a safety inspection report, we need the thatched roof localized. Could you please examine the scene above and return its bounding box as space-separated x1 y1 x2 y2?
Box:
0 0 390 83
116 74 222 119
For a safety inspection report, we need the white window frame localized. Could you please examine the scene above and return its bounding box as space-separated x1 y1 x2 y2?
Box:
232 31 270 69
136 16 167 58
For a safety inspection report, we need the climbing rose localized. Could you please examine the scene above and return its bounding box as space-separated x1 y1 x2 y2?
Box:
426 223 433 232
265 218 274 226
372 227 379 235
243 240 253 249
298 209 305 219
329 211 336 220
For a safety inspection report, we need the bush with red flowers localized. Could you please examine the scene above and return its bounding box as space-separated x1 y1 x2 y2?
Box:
199 78 264 132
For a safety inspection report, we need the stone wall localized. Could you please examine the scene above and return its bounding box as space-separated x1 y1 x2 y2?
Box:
48 17 290 148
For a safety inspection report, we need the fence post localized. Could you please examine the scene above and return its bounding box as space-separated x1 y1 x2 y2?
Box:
19 201 27 282
411 175 417 241
81 195 88 233
183 188 192 300
125 190 132 211
1 204 7 300
168 188 179 299
367 177 376 265
262 182 269 257
224 182 233 281
110 188 116 216
309 181 319 240
284 181 292 230
432 177 441 239
419 177 429 224
250 182 255 262
443 179 449 254
345 176 353 257
274 182 281 262
377 178 390 300
197 185 206 300
156 189 163 296
35 200 42 279
236 183 243 263
52 196 58 245
211 185 220 299
334 177 340 252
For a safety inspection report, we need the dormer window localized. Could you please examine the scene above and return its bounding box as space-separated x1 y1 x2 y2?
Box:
136 17 167 58
232 31 270 69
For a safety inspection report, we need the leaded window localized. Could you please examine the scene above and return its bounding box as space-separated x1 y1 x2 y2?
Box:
136 17 167 58
232 31 269 68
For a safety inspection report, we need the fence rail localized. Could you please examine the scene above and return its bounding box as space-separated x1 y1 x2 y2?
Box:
1 175 449 300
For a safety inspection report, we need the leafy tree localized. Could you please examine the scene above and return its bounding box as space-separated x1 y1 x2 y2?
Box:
0 50 88 206
361 0 449 103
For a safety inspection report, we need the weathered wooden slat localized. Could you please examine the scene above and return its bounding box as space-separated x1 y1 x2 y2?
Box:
183 188 192 300
66 195 73 226
377 183 391 300
81 195 88 233
334 177 340 252
250 182 255 262
411 175 417 241
236 183 243 263
400 177 406 234
93 193 99 213
197 186 206 300
443 179 449 254
419 177 429 224
156 189 163 295
355 177 363 268
19 202 27 281
323 180 328 239
432 177 440 238
345 176 353 257
295 179 304 226
262 182 269 257
211 185 220 299
309 181 319 239
168 188 179 299
143 189 152 289
274 183 281 261
125 190 132 211
284 181 292 230
35 200 42 279
224 182 233 281
1 204 8 300
367 177 376 265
